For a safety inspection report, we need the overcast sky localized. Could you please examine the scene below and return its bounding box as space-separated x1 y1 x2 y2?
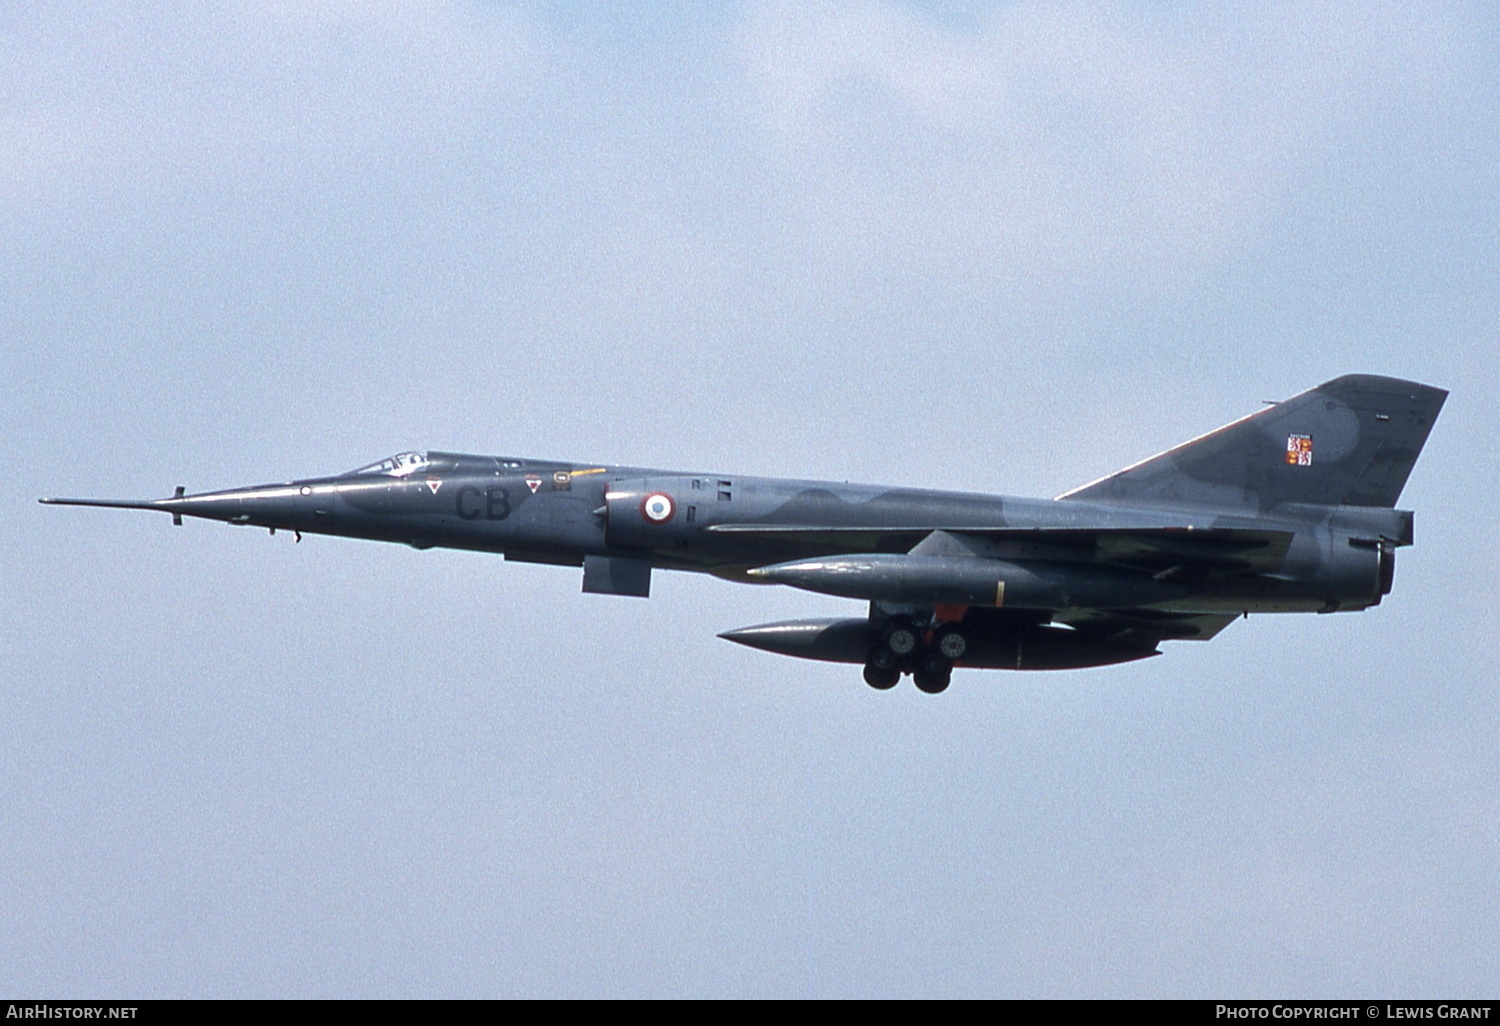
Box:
4 1 1497 998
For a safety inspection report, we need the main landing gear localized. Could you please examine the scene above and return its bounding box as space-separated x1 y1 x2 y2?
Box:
863 620 968 694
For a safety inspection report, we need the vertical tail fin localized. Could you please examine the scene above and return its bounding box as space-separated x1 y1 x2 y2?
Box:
1058 375 1447 511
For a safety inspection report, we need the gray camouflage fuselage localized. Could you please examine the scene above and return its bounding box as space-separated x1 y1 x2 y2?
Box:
42 374 1446 692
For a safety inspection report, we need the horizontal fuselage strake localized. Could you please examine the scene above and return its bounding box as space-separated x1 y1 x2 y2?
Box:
51 452 1401 620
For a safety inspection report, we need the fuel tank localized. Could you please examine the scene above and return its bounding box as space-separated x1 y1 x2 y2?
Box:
747 554 1188 610
718 618 1157 671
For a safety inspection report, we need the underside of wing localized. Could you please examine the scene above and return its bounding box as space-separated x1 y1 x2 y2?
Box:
1054 527 1294 575
953 603 1236 648
1050 608 1240 646
710 523 1295 575
705 523 937 554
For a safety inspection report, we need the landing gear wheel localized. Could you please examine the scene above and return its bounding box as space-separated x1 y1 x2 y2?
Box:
864 647 900 689
935 629 968 661
913 649 952 693
913 669 951 694
885 623 920 657
863 662 900 690
918 650 952 676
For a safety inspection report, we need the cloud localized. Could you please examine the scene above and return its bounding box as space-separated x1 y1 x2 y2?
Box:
732 1 1467 283
0 1 542 206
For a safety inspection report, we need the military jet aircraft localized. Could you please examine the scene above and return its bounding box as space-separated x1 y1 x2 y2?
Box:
42 374 1444 693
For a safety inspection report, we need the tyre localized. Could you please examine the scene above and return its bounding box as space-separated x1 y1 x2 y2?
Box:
918 650 952 676
913 670 951 694
863 663 900 690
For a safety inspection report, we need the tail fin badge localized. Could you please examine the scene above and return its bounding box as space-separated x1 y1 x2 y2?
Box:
1286 434 1313 466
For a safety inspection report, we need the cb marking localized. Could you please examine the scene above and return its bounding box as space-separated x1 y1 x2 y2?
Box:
456 485 509 521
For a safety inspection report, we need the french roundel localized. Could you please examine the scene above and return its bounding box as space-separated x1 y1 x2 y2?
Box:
640 491 675 524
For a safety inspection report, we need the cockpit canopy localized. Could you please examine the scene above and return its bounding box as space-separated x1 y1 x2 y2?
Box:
346 451 431 477
341 450 529 478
